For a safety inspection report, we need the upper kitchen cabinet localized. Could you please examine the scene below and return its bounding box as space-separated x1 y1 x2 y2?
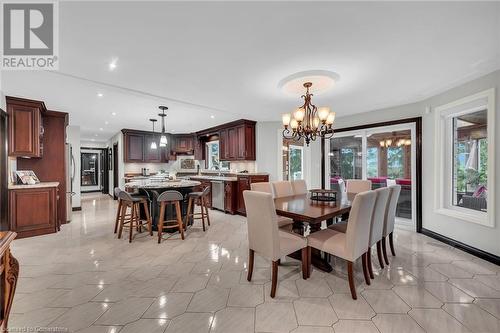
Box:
219 120 256 161
171 134 194 154
6 96 47 158
123 131 145 162
122 129 173 163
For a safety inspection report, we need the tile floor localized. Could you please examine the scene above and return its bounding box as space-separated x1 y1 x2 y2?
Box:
9 193 500 333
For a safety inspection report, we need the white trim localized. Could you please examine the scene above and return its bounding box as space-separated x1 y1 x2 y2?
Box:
433 88 495 228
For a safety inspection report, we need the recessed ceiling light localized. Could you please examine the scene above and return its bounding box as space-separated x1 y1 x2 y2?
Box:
99 128 103 131
104 121 109 125
108 58 118 71
95 134 99 137
97 92 103 98
210 115 215 119
111 112 116 116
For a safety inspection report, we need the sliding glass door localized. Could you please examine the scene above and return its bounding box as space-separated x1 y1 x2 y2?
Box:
328 123 417 227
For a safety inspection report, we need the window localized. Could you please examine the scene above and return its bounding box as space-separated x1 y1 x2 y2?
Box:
206 141 230 170
435 89 495 227
289 145 303 180
366 147 378 177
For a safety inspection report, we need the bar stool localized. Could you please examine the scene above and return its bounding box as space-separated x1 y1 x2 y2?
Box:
114 187 150 234
185 186 211 231
157 190 185 243
117 190 153 243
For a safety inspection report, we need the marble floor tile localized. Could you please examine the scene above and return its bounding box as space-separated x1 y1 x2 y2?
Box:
295 278 333 298
227 284 264 307
49 302 111 332
405 266 448 282
49 285 104 308
170 274 210 293
393 285 443 308
475 298 500 319
443 303 500 333
119 318 169 333
77 326 122 333
474 274 500 291
264 279 300 302
293 298 338 326
290 326 334 333
95 297 155 325
372 313 425 333
362 290 411 313
209 307 254 333
409 308 471 333
9 307 68 328
451 260 497 275
428 263 474 279
164 312 214 333
208 270 242 288
130 276 178 298
424 281 474 303
255 302 298 333
328 293 375 320
142 293 193 319
332 320 379 333
187 287 230 313
448 278 500 298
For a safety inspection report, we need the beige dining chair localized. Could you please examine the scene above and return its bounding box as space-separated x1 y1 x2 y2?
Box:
272 181 294 198
346 179 372 193
243 190 308 298
251 182 293 229
307 190 377 299
381 185 402 265
291 179 308 195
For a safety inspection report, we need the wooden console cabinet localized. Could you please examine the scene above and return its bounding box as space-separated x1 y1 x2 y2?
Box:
236 174 269 215
9 184 58 238
0 231 19 330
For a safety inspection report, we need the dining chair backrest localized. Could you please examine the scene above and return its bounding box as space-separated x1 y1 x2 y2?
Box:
157 190 183 202
369 187 391 247
291 179 308 195
346 179 372 194
251 182 274 196
117 190 134 202
243 190 281 261
387 179 397 187
338 179 346 193
272 181 294 198
345 190 377 262
383 185 402 237
202 186 211 197
114 187 121 198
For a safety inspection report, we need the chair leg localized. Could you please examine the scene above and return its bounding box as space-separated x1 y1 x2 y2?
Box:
247 249 254 281
200 198 206 232
117 203 127 239
204 196 211 226
389 232 396 256
143 201 152 236
367 247 374 279
157 202 165 244
361 253 371 285
175 202 185 240
129 204 136 243
382 237 390 265
185 197 193 227
307 246 312 278
301 248 308 280
347 261 357 300
114 199 122 233
376 241 384 269
270 260 279 298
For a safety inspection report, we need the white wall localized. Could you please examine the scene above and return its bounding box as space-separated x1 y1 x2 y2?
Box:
66 126 81 208
107 131 124 195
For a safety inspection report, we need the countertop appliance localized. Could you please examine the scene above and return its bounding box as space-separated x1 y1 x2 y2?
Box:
211 180 225 211
66 143 75 222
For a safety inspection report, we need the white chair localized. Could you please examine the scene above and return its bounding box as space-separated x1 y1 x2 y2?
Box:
243 190 308 298
291 179 308 195
307 190 377 299
338 179 346 193
382 185 402 265
251 182 293 229
272 181 294 198
346 179 372 194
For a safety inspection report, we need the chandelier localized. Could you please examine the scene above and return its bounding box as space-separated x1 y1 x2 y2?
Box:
158 106 168 147
282 82 335 146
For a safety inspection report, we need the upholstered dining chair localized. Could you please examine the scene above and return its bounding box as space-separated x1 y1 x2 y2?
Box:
291 179 308 195
251 182 293 229
243 190 308 298
272 181 294 198
307 190 377 299
381 185 402 265
346 179 372 194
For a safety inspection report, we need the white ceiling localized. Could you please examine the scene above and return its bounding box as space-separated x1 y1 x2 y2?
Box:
2 1 499 143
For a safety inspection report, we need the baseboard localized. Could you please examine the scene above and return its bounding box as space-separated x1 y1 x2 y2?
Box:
72 207 82 211
421 228 500 266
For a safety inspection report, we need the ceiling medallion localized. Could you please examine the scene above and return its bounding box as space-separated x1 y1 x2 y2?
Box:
282 82 335 146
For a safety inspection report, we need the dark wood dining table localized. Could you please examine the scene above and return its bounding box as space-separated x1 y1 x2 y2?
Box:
274 192 354 272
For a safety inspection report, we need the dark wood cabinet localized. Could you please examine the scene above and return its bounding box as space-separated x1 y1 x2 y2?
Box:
218 120 256 161
194 137 204 161
6 97 46 158
124 132 145 162
144 134 162 162
236 174 269 215
123 129 171 163
9 186 58 238
219 129 228 160
172 134 194 154
224 181 237 214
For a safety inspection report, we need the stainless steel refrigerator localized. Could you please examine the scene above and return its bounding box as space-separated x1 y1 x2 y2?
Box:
66 143 75 222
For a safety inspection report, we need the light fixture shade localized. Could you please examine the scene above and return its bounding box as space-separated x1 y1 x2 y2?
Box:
380 141 385 147
282 113 291 126
326 112 336 125
293 108 305 122
405 139 411 145
290 119 299 129
159 135 168 147
313 116 320 129
151 141 158 150
318 107 330 121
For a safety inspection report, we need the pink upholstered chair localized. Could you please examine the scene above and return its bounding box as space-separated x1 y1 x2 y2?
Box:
243 190 308 298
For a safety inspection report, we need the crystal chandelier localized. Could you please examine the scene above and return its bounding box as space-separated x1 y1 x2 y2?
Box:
282 82 335 146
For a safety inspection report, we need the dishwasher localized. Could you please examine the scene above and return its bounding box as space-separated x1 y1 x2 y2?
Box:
211 181 225 211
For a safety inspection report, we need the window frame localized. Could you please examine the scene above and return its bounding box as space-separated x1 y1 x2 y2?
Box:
288 144 304 181
434 88 495 227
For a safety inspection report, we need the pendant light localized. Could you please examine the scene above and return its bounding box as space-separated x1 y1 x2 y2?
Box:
149 118 158 150
158 106 168 147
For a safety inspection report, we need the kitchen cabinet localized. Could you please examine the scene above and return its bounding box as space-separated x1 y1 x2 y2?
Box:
218 120 256 161
172 134 194 153
122 129 170 163
6 97 47 158
144 134 162 162
194 136 204 161
9 185 58 238
219 129 228 160
224 181 237 214
236 174 269 215
124 132 145 162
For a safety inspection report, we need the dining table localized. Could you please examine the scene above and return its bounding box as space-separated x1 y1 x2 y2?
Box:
274 191 355 272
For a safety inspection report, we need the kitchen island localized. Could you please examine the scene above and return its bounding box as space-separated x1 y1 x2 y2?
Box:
125 179 201 231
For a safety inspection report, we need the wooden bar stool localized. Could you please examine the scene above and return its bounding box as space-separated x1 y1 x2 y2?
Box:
117 190 152 243
185 186 211 231
157 190 185 243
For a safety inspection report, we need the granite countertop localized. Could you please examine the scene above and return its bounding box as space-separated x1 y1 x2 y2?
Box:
125 179 201 189
8 182 60 189
189 175 238 182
